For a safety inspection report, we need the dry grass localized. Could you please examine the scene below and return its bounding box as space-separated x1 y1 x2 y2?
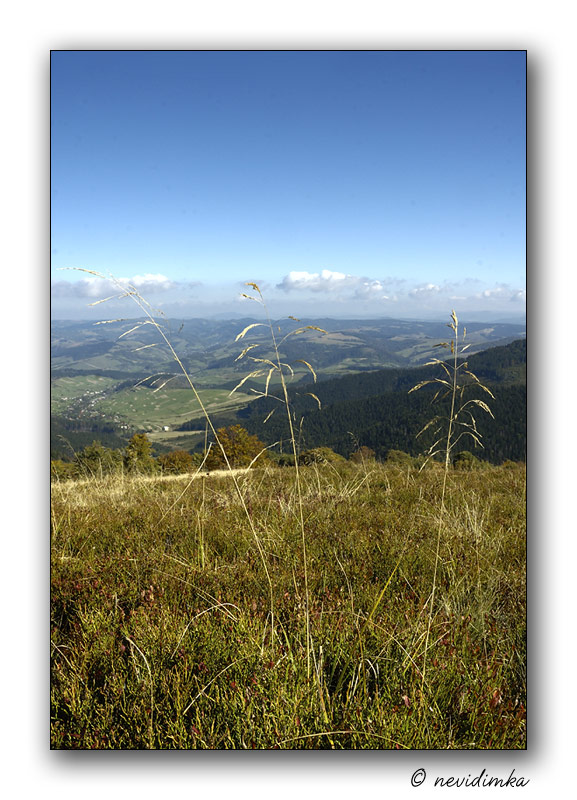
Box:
51 461 526 749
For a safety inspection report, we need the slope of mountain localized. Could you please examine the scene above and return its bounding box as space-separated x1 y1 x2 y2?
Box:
51 316 526 462
183 339 527 465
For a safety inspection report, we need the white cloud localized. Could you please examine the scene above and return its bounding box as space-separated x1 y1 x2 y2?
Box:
123 273 175 291
278 269 389 300
481 287 506 298
477 285 526 302
405 281 526 313
354 279 389 299
278 269 350 292
51 273 188 299
51 270 526 321
51 278 114 299
276 271 527 313
409 283 441 297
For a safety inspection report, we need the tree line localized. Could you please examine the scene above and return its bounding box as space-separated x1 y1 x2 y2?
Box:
51 422 522 482
50 427 271 481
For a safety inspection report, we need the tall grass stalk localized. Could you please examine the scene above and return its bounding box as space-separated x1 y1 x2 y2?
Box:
231 283 326 680
409 310 495 704
61 268 276 643
123 634 154 749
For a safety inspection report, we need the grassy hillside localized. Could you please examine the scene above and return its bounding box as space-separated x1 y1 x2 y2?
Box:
51 460 526 749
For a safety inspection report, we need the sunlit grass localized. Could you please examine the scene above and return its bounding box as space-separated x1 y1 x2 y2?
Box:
51 461 526 749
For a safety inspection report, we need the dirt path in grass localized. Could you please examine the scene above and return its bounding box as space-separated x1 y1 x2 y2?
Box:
146 468 251 482
53 467 252 492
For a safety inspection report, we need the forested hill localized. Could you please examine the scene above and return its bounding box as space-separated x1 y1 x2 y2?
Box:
192 338 527 464
261 337 526 414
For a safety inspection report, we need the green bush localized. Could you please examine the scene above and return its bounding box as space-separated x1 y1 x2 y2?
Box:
386 449 416 466
50 458 77 481
349 445 376 464
453 450 485 470
157 449 194 475
75 441 124 478
299 447 346 465
205 425 269 470
275 453 296 467
124 434 158 475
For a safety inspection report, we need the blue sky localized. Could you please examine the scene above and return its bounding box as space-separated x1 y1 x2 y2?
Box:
51 50 526 320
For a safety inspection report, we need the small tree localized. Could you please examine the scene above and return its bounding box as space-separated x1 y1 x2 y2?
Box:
452 450 484 470
299 446 345 465
124 433 158 474
205 425 269 470
157 449 194 475
75 441 123 478
350 445 376 464
50 459 77 482
386 449 415 466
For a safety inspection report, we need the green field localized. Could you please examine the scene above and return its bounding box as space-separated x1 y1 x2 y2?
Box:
91 386 253 431
51 375 119 412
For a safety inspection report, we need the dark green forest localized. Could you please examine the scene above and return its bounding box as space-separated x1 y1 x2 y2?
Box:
240 384 525 463
51 414 128 459
178 339 527 464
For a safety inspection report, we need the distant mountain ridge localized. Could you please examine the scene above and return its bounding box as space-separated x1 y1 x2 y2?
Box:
51 316 526 463
52 315 526 379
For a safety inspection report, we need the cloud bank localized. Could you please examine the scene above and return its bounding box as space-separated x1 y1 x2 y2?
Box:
51 273 193 299
276 270 525 310
51 268 525 321
278 269 390 300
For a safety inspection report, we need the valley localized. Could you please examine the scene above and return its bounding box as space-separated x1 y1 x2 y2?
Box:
51 315 526 461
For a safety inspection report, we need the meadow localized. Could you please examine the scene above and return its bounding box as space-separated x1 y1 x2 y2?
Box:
92 386 253 432
50 459 526 749
50 374 119 413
